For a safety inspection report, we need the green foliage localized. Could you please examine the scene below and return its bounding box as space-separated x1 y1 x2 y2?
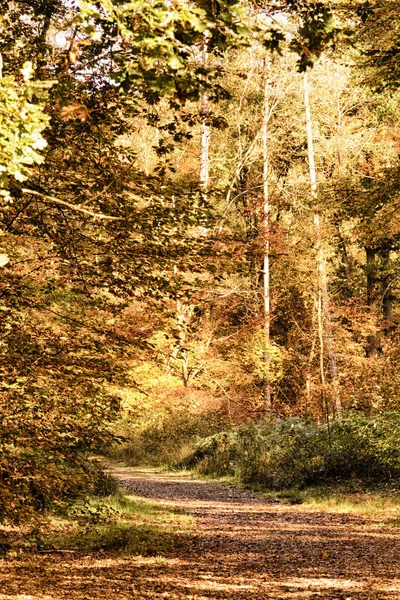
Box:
357 0 400 91
0 65 50 198
289 0 340 71
79 0 249 103
181 412 400 489
78 0 339 103
241 329 286 383
92 467 120 497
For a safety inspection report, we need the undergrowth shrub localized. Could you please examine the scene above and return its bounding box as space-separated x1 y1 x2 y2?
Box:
109 408 225 466
92 466 119 497
181 412 400 488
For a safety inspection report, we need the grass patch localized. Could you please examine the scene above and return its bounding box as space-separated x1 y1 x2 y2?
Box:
299 486 400 521
243 481 400 525
1 489 194 557
172 464 400 524
45 492 193 555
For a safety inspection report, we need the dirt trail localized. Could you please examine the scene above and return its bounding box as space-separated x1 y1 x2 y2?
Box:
1 466 399 599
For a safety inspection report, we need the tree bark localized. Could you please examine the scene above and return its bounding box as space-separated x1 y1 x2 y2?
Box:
262 60 272 411
365 246 378 358
366 247 377 307
303 71 341 416
199 39 210 192
336 224 352 296
176 300 191 387
381 247 394 326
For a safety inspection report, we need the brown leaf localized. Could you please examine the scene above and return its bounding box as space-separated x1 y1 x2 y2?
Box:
60 103 91 122
68 42 80 65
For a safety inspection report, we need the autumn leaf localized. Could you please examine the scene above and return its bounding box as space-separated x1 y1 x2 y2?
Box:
60 103 91 122
0 254 9 267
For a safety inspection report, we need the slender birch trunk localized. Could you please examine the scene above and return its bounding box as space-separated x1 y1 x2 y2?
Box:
176 300 191 387
365 246 378 358
305 314 317 413
303 71 341 417
199 38 210 192
262 60 272 411
171 36 210 388
381 248 394 325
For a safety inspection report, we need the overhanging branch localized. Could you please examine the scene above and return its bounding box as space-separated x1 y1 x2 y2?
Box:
21 188 123 221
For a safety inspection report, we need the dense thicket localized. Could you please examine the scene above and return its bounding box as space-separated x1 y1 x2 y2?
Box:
1 0 399 520
180 413 400 488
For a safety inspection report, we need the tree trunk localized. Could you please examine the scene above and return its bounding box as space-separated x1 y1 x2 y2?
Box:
365 246 378 358
176 300 191 387
199 39 210 192
366 247 377 307
336 224 352 296
381 247 394 326
303 71 341 416
262 60 272 411
305 312 317 414
173 36 210 389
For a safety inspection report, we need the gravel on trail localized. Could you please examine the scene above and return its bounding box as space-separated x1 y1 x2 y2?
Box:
1 465 399 599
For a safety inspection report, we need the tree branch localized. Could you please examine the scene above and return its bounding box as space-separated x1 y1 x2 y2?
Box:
21 188 123 220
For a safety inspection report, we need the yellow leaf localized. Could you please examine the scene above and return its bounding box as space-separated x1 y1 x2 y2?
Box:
0 254 9 267
60 103 91 122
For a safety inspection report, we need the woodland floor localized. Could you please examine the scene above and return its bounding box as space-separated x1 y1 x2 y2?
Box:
1 465 399 600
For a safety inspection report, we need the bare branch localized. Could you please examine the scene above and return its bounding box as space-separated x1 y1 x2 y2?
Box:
21 188 123 220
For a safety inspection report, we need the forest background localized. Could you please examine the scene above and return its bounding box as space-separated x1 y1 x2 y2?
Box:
1 0 400 525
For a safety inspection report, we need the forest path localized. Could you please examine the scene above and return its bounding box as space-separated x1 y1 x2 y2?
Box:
114 466 400 599
1 465 399 600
